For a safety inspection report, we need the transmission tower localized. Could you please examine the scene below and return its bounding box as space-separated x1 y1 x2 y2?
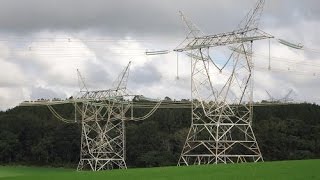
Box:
75 62 132 171
280 89 294 103
20 61 162 171
174 0 273 165
264 89 294 103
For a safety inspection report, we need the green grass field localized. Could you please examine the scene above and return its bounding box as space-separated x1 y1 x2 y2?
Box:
0 159 319 180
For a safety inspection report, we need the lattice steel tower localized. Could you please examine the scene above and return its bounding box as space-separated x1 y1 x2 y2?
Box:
74 62 160 170
175 0 273 165
76 62 132 171
21 62 162 171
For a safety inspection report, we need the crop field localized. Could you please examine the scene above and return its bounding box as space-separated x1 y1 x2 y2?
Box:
0 159 319 180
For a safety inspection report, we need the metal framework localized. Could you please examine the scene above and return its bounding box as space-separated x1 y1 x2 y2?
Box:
17 0 281 171
73 62 164 170
20 62 162 171
174 0 273 165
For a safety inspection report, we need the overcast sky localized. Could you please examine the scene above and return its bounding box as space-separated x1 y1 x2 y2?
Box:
0 0 320 110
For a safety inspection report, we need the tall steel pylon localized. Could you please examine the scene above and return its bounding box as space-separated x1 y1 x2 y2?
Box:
21 61 162 171
175 0 273 165
76 62 132 171
74 62 160 170
65 62 161 171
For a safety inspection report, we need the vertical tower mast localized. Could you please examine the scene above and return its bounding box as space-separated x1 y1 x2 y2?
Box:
77 62 132 171
175 0 272 165
21 61 163 171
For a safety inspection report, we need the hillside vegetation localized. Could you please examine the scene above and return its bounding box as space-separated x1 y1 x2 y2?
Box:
0 102 319 168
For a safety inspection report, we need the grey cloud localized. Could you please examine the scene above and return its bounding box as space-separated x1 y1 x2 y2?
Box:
84 60 113 89
0 0 320 110
129 62 162 86
0 0 318 37
0 0 182 36
30 86 66 100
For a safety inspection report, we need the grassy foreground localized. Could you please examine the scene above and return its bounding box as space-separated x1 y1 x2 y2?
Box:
0 159 319 180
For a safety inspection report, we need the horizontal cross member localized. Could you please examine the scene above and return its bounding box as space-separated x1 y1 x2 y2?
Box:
77 89 126 100
174 28 273 52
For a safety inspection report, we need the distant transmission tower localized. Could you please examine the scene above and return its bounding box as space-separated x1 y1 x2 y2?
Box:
175 0 273 165
21 61 162 171
265 89 294 103
76 62 132 171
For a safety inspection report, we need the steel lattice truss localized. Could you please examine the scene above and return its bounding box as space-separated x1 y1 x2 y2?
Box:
20 62 162 171
74 62 132 170
74 62 164 171
18 0 277 171
174 0 273 165
75 98 130 170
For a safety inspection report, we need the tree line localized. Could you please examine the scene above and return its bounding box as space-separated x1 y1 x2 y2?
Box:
0 102 319 168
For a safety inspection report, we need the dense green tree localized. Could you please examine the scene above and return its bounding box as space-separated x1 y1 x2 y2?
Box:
0 102 319 168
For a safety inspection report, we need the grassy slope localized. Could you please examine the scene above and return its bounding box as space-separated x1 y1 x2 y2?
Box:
0 159 319 180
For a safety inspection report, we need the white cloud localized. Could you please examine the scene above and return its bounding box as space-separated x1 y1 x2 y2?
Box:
0 87 27 110
0 1 320 110
0 58 27 87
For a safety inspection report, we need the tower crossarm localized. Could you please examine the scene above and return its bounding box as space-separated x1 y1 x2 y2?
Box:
174 28 273 52
20 88 130 106
76 89 128 100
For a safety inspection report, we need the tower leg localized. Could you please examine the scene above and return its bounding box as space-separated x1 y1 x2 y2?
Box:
178 44 263 166
77 118 126 171
178 104 263 166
